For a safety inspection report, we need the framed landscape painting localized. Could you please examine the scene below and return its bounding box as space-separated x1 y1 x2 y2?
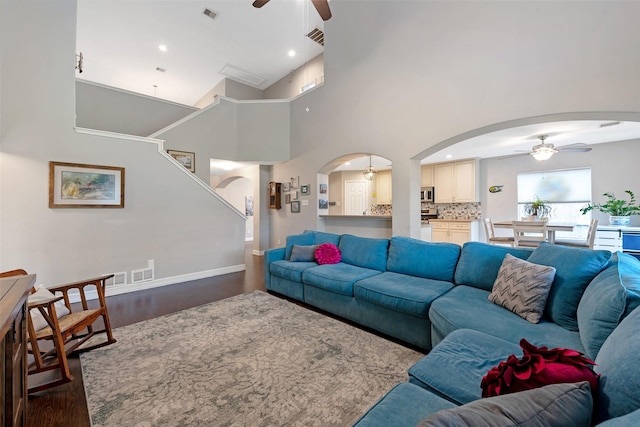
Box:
167 149 195 172
49 161 125 208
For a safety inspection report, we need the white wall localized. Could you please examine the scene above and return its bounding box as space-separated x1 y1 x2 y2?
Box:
481 139 640 228
266 0 640 247
0 2 246 287
76 80 197 136
263 54 324 100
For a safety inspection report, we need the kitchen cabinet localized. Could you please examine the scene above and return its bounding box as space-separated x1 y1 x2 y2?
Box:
376 170 392 205
421 165 434 187
430 220 479 245
434 159 479 203
420 225 432 242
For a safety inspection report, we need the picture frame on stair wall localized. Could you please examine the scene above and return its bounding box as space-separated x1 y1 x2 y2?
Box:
49 161 125 208
167 149 195 172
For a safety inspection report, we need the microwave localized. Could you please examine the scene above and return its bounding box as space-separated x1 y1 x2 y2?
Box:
420 187 434 202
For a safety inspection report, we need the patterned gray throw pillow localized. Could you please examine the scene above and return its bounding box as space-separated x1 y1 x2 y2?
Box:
489 253 556 324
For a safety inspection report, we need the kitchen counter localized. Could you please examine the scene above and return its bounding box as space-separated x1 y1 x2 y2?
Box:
319 215 392 220
428 218 478 223
318 215 392 238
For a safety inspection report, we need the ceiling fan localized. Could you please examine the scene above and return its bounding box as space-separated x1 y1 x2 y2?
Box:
252 0 332 21
503 134 592 161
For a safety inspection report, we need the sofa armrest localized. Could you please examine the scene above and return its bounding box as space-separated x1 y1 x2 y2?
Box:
264 247 286 289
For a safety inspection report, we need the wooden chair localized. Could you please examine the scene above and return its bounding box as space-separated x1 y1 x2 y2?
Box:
483 218 515 246
555 219 599 249
512 219 548 248
0 269 116 393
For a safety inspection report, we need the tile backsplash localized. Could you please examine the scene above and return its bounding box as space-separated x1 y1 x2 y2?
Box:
372 202 482 219
430 202 482 219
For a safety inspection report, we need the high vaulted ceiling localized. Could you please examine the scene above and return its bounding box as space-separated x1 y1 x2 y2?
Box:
76 0 325 106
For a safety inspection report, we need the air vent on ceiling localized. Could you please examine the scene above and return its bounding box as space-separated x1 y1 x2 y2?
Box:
219 64 267 87
306 27 325 46
203 8 217 20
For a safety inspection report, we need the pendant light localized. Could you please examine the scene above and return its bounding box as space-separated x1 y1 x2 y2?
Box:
363 155 377 180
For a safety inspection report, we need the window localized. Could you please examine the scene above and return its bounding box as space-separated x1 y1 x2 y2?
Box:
517 168 592 238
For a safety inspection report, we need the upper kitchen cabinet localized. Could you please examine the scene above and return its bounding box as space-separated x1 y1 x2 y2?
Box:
376 170 392 205
421 165 434 187
434 159 479 203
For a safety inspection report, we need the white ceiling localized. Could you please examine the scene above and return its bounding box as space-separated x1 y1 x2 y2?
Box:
76 0 325 106
76 2 640 176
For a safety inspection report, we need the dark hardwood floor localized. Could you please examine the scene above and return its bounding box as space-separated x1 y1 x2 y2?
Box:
27 244 265 427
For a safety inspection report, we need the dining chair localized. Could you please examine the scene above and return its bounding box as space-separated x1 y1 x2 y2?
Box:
483 218 514 246
512 219 548 248
554 219 599 249
0 269 116 393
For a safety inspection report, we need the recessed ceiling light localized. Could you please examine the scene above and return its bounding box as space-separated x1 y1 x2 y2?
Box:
158 44 167 52
288 50 296 57
445 154 453 159
344 161 351 166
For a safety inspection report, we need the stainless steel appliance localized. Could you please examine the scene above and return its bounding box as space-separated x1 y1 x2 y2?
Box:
421 207 438 223
420 187 434 202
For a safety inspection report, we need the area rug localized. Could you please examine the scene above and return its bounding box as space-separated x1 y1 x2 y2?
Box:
80 291 423 426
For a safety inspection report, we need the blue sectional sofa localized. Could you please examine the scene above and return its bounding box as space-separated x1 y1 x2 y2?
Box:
264 231 640 426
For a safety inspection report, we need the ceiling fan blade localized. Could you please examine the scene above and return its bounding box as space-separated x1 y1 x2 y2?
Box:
556 143 592 153
311 0 332 21
497 152 529 160
252 0 270 8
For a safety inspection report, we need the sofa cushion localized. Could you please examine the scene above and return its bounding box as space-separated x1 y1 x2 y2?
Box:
386 237 461 282
418 382 593 427
454 242 534 291
284 232 315 260
527 243 612 331
577 252 640 360
302 263 382 296
338 234 389 271
354 272 454 318
269 260 317 283
409 329 521 405
488 254 556 324
353 382 456 427
429 285 584 351
289 245 319 262
310 230 341 246
595 408 640 427
594 305 640 423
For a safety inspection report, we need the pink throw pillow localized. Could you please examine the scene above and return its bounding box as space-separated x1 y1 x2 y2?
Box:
315 243 341 265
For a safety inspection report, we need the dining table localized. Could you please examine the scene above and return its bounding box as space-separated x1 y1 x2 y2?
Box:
492 221 575 244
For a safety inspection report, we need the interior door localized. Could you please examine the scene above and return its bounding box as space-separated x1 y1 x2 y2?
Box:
344 180 368 215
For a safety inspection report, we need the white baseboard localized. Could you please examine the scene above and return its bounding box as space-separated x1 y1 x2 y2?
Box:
69 264 246 303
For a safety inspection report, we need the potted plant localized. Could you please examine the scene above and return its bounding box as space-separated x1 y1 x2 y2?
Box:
580 190 640 225
523 195 552 219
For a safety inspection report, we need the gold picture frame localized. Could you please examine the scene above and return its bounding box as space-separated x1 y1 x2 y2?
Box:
49 161 125 208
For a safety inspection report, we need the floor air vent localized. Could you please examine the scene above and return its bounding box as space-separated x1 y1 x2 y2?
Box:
131 260 155 284
306 27 324 46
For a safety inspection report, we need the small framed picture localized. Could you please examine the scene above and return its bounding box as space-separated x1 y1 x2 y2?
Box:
301 185 310 195
285 193 291 204
291 201 301 213
291 190 299 201
167 150 195 172
319 184 327 194
319 199 328 209
283 182 291 192
291 176 299 189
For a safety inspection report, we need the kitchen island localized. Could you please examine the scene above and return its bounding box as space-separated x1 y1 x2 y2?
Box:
318 215 392 238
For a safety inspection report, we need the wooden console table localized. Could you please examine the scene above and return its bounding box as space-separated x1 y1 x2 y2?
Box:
1 274 36 427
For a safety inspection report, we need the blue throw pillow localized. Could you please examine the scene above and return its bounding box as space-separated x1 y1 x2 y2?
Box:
527 242 611 331
577 253 640 360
